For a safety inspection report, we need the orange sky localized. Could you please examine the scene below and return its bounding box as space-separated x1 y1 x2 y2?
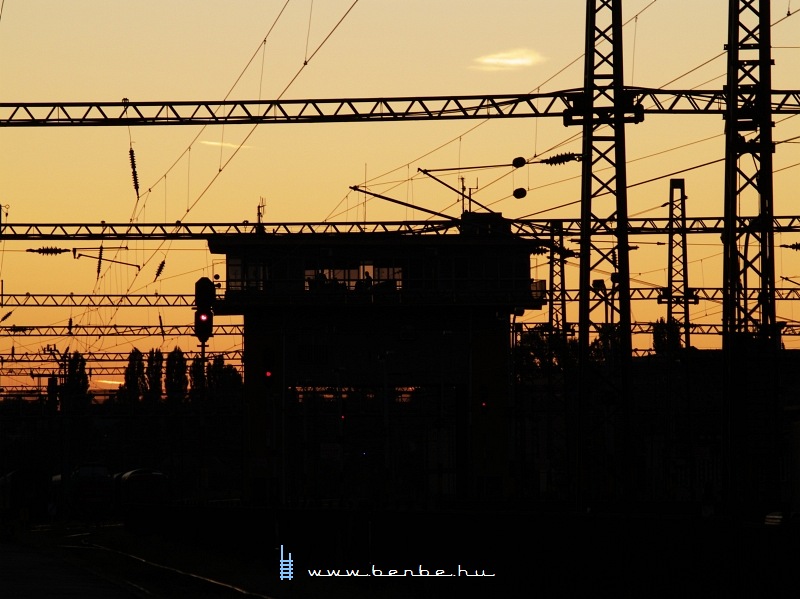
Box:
1 1 800 388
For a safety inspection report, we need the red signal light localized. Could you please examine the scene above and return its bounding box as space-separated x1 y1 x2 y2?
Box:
264 369 277 390
193 309 213 342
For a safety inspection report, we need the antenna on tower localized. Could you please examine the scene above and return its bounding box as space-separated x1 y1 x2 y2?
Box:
256 197 267 233
257 197 266 224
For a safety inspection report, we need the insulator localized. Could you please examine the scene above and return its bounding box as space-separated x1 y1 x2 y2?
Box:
0 310 12 323
154 259 166 281
97 246 103 279
130 148 140 198
68 317 73 335
26 247 68 255
540 152 581 166
159 315 165 340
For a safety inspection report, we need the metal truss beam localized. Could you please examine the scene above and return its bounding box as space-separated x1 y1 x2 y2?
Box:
0 324 242 337
561 287 800 302
0 364 242 377
0 94 575 127
8 216 800 241
3 366 127 377
523 321 800 337
0 221 460 239
3 287 800 310
1 90 800 127
0 294 193 308
632 322 800 336
518 216 800 236
0 350 242 363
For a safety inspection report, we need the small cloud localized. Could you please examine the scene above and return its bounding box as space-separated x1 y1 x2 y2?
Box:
472 48 546 71
200 140 253 150
94 379 123 387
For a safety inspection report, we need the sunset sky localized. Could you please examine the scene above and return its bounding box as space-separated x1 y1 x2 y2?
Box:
1 0 800 388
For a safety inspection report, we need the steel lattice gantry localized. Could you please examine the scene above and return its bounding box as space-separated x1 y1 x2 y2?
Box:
566 0 633 508
659 179 698 350
7 217 800 239
548 221 569 340
723 0 778 348
564 0 640 366
0 294 194 308
3 287 800 310
2 90 800 126
0 349 242 362
0 324 243 337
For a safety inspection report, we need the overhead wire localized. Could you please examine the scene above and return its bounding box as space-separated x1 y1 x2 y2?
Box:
324 0 662 223
304 0 314 64
86 0 362 354
631 15 639 85
347 3 798 224
516 112 793 217
184 0 360 220
87 1 298 350
131 0 293 224
434 9 796 220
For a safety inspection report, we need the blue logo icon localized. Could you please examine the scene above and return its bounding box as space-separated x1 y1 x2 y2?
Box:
279 545 294 581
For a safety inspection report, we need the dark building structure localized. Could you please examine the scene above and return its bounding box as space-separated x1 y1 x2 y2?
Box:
208 212 548 508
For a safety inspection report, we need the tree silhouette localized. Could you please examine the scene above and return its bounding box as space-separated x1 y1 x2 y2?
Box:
588 323 624 366
119 348 146 404
206 355 243 411
189 357 206 405
62 351 91 414
652 317 682 356
47 375 59 412
144 349 163 407
165 347 188 406
515 328 579 372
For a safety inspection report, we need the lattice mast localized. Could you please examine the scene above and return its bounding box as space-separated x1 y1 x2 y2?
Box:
722 0 778 349
573 0 640 363
548 220 567 340
660 179 697 349
566 0 640 508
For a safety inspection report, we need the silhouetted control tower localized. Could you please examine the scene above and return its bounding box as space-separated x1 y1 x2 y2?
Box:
208 212 547 508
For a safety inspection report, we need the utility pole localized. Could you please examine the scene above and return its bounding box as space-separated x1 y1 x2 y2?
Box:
659 179 697 350
566 0 641 509
723 0 777 349
722 0 779 517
